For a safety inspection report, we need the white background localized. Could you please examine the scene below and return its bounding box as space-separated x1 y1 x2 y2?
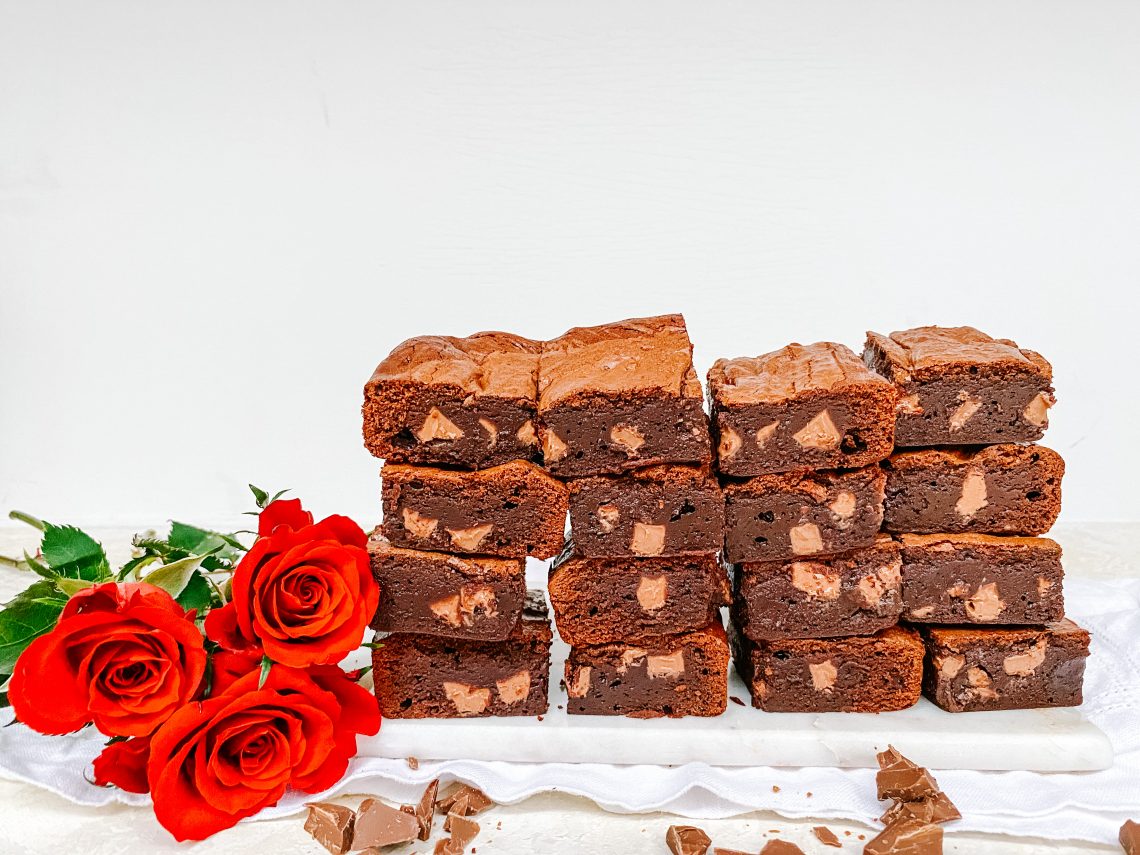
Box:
2 1 1138 528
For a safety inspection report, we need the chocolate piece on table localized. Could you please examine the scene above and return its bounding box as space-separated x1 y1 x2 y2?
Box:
813 826 842 847
713 849 753 855
864 325 1055 448
303 802 355 855
369 535 526 640
444 812 481 842
568 464 725 558
666 825 712 855
437 783 494 816
709 341 897 477
362 331 541 469
899 533 1064 625
353 797 419 849
372 591 552 718
565 622 730 718
922 619 1090 713
760 841 805 854
876 746 939 802
731 625 923 713
722 466 885 563
547 542 730 646
380 460 568 559
882 444 1063 536
732 535 902 641
1122 820 1140 855
863 818 943 855
537 314 712 477
880 792 961 826
403 779 438 841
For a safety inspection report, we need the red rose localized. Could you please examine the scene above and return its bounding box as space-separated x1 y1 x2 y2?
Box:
205 506 377 668
146 664 380 840
93 736 152 794
9 582 207 737
257 497 312 536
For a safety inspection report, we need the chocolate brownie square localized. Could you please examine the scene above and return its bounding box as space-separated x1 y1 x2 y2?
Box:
883 444 1064 536
708 342 897 477
564 621 729 717
567 465 724 558
537 314 712 477
922 620 1090 712
363 332 542 468
722 466 885 563
380 460 568 559
547 543 730 646
864 326 1055 447
899 533 1065 625
731 535 902 641
731 624 924 713
372 591 552 718
369 535 526 640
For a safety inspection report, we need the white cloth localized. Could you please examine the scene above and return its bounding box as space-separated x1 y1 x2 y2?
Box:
1 576 1137 844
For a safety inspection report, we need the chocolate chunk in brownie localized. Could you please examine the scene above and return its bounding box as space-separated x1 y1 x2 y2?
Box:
899 533 1065 625
564 621 729 717
731 624 923 712
567 464 724 558
369 535 526 640
883 444 1063 536
547 542 730 646
372 590 552 718
864 325 1055 447
363 332 542 468
708 342 897 477
537 314 711 477
731 535 902 641
922 619 1090 713
380 460 568 559
722 465 885 563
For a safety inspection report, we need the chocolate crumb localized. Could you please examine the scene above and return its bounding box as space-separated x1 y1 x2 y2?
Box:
406 756 420 770
303 802 355 855
805 792 812 798
730 696 745 706
813 825 842 847
537 715 544 721
666 824 712 855
772 785 780 793
1122 820 1140 855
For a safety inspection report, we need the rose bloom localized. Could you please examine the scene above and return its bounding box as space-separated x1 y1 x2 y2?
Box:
146 661 380 840
9 582 207 737
205 500 378 668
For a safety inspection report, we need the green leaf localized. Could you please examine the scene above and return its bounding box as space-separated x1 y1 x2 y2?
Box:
40 525 110 581
176 571 213 613
118 553 159 581
258 655 272 689
169 522 244 561
248 484 269 508
54 577 95 597
143 550 219 599
0 581 65 673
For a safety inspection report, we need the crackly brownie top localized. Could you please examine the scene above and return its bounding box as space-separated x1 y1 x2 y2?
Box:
708 342 893 407
886 444 1063 472
569 463 716 490
367 532 524 577
898 532 1061 554
723 464 884 499
864 326 1052 384
537 314 702 409
368 331 541 400
924 619 1087 650
763 624 920 653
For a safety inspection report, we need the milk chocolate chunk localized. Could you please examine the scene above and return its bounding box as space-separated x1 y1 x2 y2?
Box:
372 591 552 718
369 536 526 640
863 818 942 855
404 779 438 840
353 797 419 849
444 812 480 846
304 802 355 855
880 793 961 826
882 444 1063 536
922 619 1090 712
876 746 939 802
568 465 724 558
760 842 805 854
813 826 842 847
437 784 494 816
381 460 568 559
864 325 1055 447
723 466 885 563
731 625 923 713
363 331 542 468
548 543 730 646
899 533 1064 625
709 342 897 477
565 623 729 717
732 535 902 641
666 825 712 855
1121 820 1140 855
538 314 712 477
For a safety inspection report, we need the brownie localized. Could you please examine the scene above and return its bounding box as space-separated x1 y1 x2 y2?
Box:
922 619 1090 712
372 591 552 718
864 326 1055 447
708 342 897 477
380 460 568 559
731 624 923 713
564 621 729 717
882 444 1064 536
363 332 542 468
722 466 885 563
547 543 730 646
537 314 712 477
369 535 526 640
899 533 1065 625
732 535 903 641
567 465 724 558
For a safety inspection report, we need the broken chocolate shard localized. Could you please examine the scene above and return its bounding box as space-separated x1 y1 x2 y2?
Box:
813 825 842 847
760 841 805 854
437 783 494 816
447 814 480 851
863 818 943 855
666 824 712 855
880 792 961 826
303 802 355 855
876 746 940 802
352 797 419 849
405 778 439 840
406 756 420 770
1122 820 1140 855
